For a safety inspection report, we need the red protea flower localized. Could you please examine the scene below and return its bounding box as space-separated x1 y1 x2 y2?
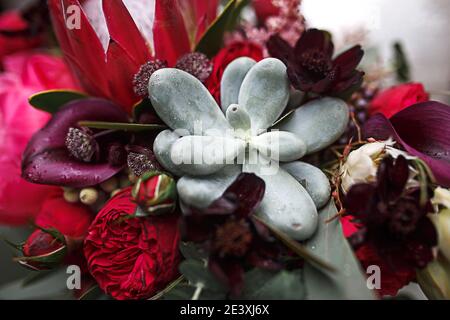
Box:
48 0 219 113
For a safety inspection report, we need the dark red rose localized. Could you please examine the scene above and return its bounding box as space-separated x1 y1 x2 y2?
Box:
206 41 264 103
252 0 280 23
0 11 43 64
84 188 181 300
35 191 93 239
369 83 429 118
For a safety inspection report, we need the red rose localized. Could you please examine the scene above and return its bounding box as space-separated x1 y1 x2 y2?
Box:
0 11 42 64
206 41 264 103
84 188 181 300
252 0 280 23
35 191 93 239
369 82 429 118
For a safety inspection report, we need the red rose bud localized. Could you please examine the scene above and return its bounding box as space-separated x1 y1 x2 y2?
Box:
132 172 177 217
17 228 67 271
369 82 429 118
84 188 181 300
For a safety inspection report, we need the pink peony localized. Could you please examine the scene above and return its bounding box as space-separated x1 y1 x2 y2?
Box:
0 52 78 225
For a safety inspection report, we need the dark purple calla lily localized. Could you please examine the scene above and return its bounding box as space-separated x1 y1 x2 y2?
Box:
22 98 129 188
364 101 450 187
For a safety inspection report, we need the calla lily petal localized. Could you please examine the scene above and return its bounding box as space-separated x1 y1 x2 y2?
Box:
364 101 450 187
220 57 256 112
149 68 231 135
238 58 290 132
22 98 129 188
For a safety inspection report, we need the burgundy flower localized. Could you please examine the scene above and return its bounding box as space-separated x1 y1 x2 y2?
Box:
22 98 129 188
364 101 450 187
267 29 364 97
84 188 181 300
181 173 282 296
344 156 437 273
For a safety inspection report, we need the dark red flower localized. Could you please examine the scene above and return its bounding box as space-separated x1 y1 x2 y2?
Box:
181 173 282 296
344 156 437 279
20 228 66 270
17 190 93 271
48 0 219 113
206 41 264 103
364 101 450 187
22 98 129 188
252 0 280 23
84 188 181 300
35 191 93 239
0 7 45 65
369 83 429 118
267 29 364 97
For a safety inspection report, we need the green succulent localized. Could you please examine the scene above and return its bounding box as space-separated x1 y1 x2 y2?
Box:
149 57 349 240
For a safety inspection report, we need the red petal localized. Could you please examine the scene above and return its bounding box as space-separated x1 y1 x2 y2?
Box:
105 41 142 112
333 45 364 78
102 0 152 65
153 0 191 65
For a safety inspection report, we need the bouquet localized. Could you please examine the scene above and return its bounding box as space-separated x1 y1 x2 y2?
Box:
0 0 449 300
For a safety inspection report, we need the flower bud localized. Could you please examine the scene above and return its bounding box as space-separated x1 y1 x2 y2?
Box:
132 172 177 216
429 209 450 262
432 187 450 209
417 255 450 300
340 140 414 193
63 189 80 203
17 229 67 271
80 188 99 205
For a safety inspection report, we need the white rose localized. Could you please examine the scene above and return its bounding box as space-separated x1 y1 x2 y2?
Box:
340 139 416 194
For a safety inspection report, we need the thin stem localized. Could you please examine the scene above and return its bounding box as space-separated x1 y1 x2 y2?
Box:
192 283 204 300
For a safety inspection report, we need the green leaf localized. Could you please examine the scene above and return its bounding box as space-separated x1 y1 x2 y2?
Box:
179 259 225 292
303 201 375 299
242 269 305 300
179 242 208 261
21 270 56 287
78 121 167 132
393 42 411 83
132 98 152 122
149 276 185 300
163 284 196 300
195 0 249 57
78 285 105 300
253 215 336 272
29 90 87 114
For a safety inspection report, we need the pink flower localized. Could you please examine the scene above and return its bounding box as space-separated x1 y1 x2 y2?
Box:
0 53 78 225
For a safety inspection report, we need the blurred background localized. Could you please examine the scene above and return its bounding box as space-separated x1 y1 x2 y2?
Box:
0 0 448 298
